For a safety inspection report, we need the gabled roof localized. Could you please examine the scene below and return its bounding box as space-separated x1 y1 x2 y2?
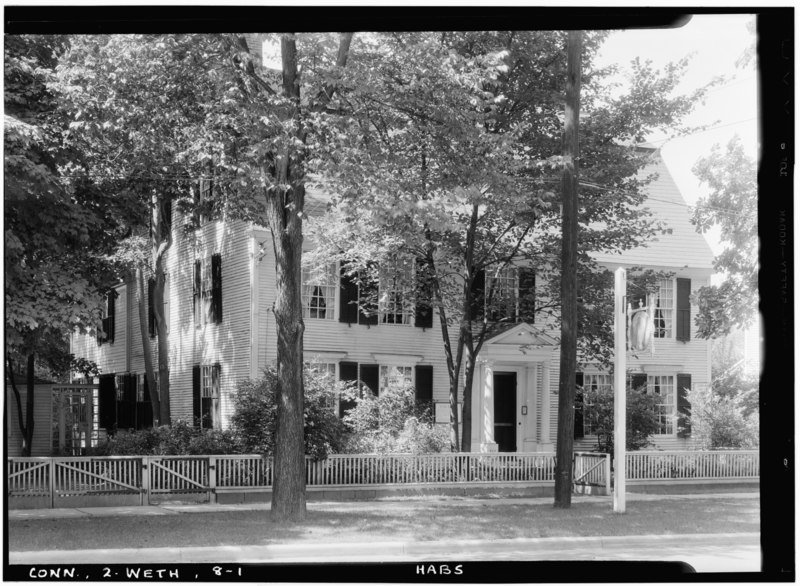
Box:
591 148 714 271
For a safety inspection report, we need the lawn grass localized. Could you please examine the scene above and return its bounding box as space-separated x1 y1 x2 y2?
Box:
7 497 759 552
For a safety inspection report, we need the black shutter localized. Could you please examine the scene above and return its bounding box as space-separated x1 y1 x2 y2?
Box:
518 267 536 322
148 278 156 337
414 364 433 408
98 374 117 432
414 257 434 329
469 268 485 320
107 291 116 344
574 372 584 439
193 260 202 323
192 365 201 428
339 266 359 324
359 267 379 326
338 361 358 417
211 253 223 323
360 364 379 396
631 373 648 391
676 278 691 342
676 373 692 438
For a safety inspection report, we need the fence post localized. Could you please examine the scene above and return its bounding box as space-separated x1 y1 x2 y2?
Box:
604 453 611 495
141 456 150 506
208 456 217 504
49 459 56 509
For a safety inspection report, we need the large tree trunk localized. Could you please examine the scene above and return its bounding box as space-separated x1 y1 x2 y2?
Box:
7 355 31 456
268 34 308 523
554 30 583 509
151 193 172 426
136 265 161 425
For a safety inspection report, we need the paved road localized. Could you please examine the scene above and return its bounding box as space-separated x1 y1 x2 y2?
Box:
9 492 761 573
9 533 760 572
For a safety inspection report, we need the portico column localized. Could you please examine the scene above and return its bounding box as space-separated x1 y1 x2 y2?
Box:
481 360 498 452
540 362 553 450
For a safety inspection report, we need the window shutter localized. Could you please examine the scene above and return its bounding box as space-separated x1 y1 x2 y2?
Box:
469 268 485 320
193 260 202 323
338 361 358 417
676 373 692 438
414 364 433 409
339 267 359 324
148 278 156 337
211 253 223 323
518 267 536 322
414 257 434 329
360 364 379 396
676 278 691 342
98 374 117 432
192 365 201 428
574 372 584 439
630 373 648 392
107 290 116 344
359 267 379 326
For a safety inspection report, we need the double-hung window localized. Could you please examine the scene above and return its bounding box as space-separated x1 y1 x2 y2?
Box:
582 373 613 437
647 374 676 435
302 262 337 320
653 278 674 338
200 364 221 430
379 365 414 393
194 254 223 326
486 266 518 321
380 259 414 325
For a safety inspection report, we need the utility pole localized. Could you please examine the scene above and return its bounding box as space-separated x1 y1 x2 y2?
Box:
613 267 627 513
554 29 583 509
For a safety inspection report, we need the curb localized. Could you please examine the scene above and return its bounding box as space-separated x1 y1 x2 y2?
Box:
7 491 759 521
9 533 761 565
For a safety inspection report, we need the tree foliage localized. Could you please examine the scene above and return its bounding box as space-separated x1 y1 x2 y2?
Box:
342 386 449 454
580 381 662 454
691 135 758 338
230 367 350 460
309 31 708 452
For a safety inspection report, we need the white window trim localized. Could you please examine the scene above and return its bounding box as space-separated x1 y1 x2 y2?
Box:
302 262 339 321
379 258 415 326
485 265 520 321
647 374 677 437
653 278 675 340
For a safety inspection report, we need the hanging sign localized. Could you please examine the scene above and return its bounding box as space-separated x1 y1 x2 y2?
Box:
628 295 655 354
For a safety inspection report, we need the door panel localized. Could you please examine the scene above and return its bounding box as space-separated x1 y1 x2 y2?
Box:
493 372 517 452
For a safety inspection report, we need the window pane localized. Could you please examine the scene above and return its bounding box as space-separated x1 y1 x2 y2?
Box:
653 279 674 338
583 373 613 436
648 375 675 434
380 259 413 325
302 263 337 320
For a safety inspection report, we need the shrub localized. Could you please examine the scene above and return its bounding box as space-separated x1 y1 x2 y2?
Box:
687 384 759 449
102 420 241 456
342 385 450 454
229 366 350 460
580 382 661 454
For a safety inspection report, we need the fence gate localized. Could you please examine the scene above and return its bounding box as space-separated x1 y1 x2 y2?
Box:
146 457 213 504
573 452 611 495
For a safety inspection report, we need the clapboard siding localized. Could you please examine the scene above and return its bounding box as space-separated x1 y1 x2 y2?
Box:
70 283 128 377
593 153 714 270
6 383 52 456
166 212 255 427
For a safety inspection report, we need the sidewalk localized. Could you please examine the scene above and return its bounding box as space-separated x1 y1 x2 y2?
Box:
9 532 761 571
8 491 759 521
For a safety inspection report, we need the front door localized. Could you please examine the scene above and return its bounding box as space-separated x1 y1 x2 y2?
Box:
493 372 517 452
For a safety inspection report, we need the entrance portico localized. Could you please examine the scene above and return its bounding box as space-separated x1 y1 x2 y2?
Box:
470 324 559 453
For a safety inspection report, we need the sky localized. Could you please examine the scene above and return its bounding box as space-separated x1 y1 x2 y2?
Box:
594 13 758 258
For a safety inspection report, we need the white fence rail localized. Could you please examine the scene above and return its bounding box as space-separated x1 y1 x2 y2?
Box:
626 450 760 481
8 450 757 508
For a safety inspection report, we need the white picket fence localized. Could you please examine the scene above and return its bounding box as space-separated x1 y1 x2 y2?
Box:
626 450 760 481
7 450 757 508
